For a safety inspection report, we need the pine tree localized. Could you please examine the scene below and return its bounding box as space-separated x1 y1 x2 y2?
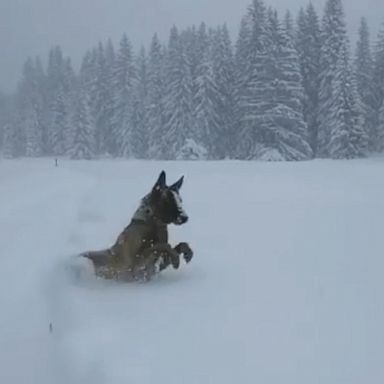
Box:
93 43 110 155
147 34 167 159
46 46 74 156
211 25 237 158
103 38 116 156
355 17 376 152
18 58 38 157
295 3 321 154
236 2 311 160
34 57 49 156
235 14 253 93
163 26 193 159
82 41 116 156
329 43 367 158
79 44 114 156
263 8 312 160
284 10 294 40
2 123 15 158
318 0 367 158
71 87 95 160
110 34 136 157
105 38 116 69
0 92 16 158
236 0 270 159
373 25 384 152
0 92 9 151
182 25 199 92
193 43 220 157
16 57 47 157
131 47 149 158
62 57 77 155
379 103 384 148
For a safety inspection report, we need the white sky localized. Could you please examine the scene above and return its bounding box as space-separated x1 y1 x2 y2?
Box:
0 0 383 93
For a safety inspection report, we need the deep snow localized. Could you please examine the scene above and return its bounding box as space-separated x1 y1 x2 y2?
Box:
0 158 383 384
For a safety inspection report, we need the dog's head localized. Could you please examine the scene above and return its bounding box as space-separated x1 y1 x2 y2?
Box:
150 171 189 225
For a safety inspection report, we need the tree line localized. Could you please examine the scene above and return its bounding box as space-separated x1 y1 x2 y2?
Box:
0 0 383 161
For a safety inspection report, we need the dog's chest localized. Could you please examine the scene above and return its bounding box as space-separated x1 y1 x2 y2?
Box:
145 226 168 247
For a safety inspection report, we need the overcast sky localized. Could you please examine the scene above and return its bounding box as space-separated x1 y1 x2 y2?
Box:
0 0 383 93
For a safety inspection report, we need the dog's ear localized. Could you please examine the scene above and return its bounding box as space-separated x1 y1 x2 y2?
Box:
170 176 184 192
153 170 166 191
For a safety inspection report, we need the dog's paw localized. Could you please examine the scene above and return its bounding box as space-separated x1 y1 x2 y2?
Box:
175 242 194 263
171 254 180 269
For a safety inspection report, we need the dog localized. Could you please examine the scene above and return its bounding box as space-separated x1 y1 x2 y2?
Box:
81 171 193 282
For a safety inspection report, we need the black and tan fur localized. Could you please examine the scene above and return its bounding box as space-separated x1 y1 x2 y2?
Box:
81 171 193 282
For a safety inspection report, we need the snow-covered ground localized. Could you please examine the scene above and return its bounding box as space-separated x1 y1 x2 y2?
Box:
0 158 383 384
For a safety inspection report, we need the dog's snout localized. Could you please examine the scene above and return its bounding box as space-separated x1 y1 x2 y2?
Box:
178 214 188 224
182 214 189 223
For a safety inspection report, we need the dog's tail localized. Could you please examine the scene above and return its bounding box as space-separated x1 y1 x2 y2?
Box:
81 249 111 268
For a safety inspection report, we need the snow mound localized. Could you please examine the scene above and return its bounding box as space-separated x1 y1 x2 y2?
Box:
176 138 208 160
253 144 285 161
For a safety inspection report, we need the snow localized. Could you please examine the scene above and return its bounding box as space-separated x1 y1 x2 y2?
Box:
176 138 208 160
0 158 383 384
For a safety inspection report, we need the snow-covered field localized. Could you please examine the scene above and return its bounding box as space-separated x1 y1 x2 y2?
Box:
0 158 383 384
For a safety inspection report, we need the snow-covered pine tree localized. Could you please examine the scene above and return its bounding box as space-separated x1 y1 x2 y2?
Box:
131 47 149 159
1 123 14 158
284 10 294 41
71 86 95 160
328 42 367 158
235 14 253 94
0 94 6 151
236 2 311 161
91 42 111 156
235 0 269 159
102 39 116 156
79 45 113 157
0 93 6 150
210 25 237 158
372 25 384 152
182 25 199 92
17 57 44 157
318 0 367 158
0 92 15 157
50 87 68 156
34 57 50 156
261 8 312 160
193 23 210 81
147 34 167 159
62 57 77 155
105 38 115 68
163 26 193 159
193 39 220 158
46 47 62 155
355 17 376 152
295 3 321 154
78 49 96 94
46 46 74 156
0 92 16 158
379 102 384 150
110 34 136 157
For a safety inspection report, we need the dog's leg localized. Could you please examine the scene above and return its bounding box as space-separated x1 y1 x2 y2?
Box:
131 243 181 282
174 242 194 263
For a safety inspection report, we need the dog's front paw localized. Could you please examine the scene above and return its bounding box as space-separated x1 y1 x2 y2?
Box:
175 242 194 263
171 253 180 269
157 247 180 270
